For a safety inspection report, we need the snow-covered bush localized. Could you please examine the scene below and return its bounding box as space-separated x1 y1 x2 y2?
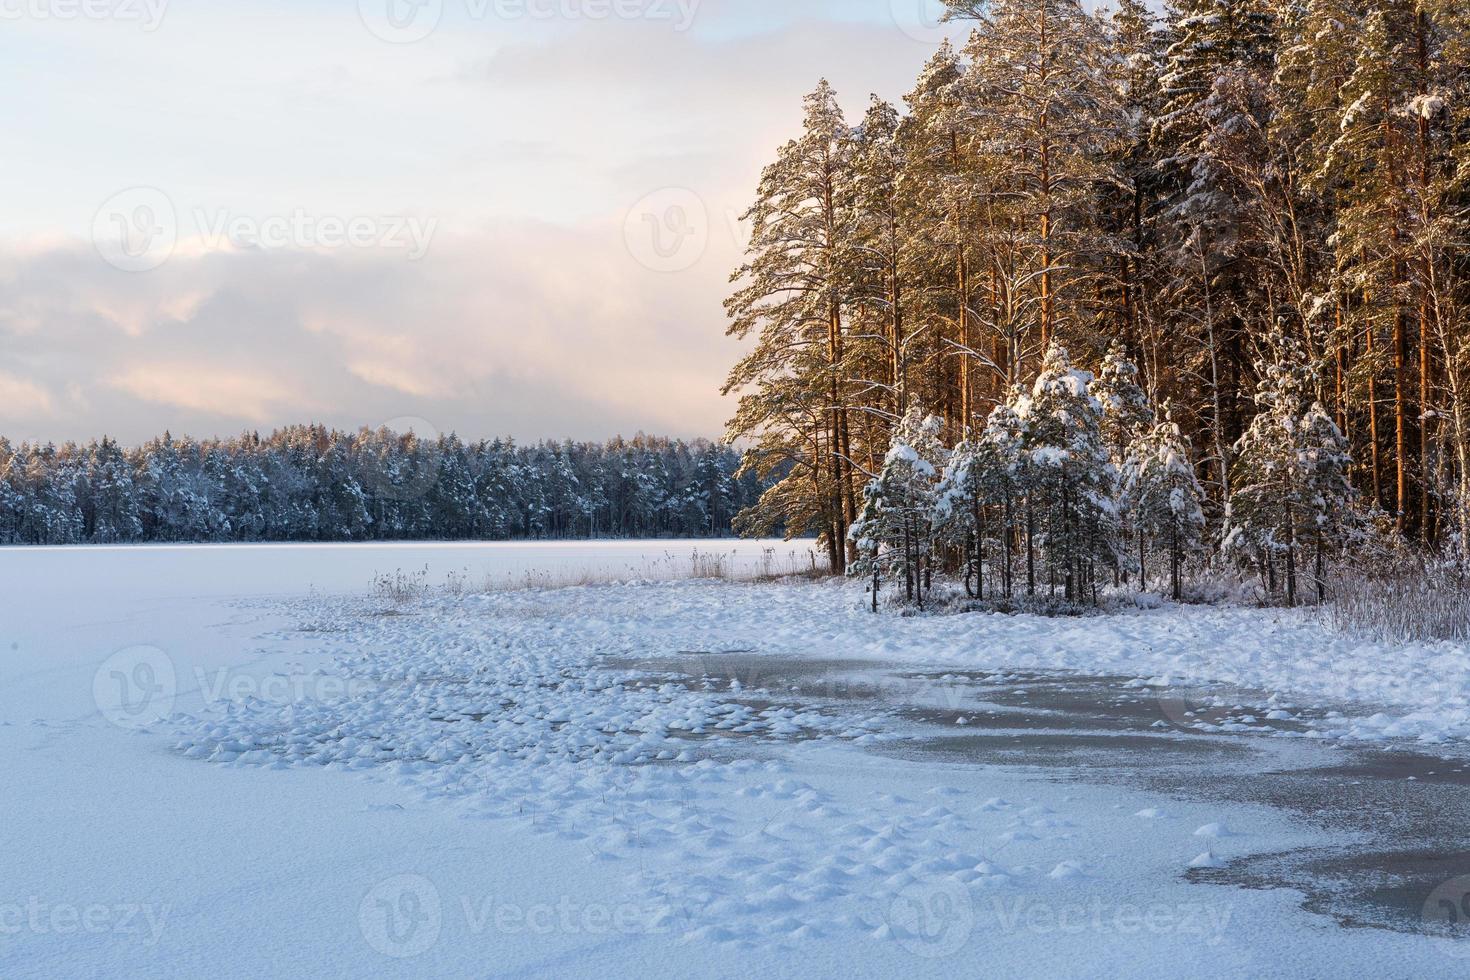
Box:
1224 345 1355 606
1126 401 1207 600
850 407 947 608
933 401 1027 600
1020 345 1122 603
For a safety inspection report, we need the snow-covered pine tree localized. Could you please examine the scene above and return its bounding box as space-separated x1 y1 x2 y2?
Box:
850 407 947 609
1272 0 1359 186
1299 400 1355 601
1269 0 1364 491
84 437 143 543
1225 343 1352 605
1127 400 1206 599
1091 341 1154 467
1090 341 1155 581
933 435 984 596
725 80 860 571
1021 345 1121 602
1416 0 1470 554
896 38 981 431
0 441 23 544
1322 2 1420 526
851 95 918 422
951 0 1130 365
1226 351 1308 601
1157 0 1276 208
1155 0 1276 502
1104 0 1167 352
934 400 1028 599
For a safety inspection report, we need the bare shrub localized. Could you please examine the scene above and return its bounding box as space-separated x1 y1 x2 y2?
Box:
1324 557 1470 643
689 548 728 579
442 567 472 597
372 566 429 606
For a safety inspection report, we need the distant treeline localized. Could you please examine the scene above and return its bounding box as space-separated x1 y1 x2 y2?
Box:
0 426 767 545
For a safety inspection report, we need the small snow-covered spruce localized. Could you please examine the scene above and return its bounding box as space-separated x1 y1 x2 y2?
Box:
1225 354 1308 602
1127 401 1206 600
1092 342 1154 464
934 400 1028 600
1090 342 1154 582
849 407 948 609
1224 346 1355 606
1299 401 1355 603
1022 345 1122 604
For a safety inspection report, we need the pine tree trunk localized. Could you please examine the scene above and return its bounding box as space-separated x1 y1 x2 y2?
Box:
1026 497 1036 597
958 220 971 433
1004 492 1015 599
815 428 840 571
823 163 849 575
904 521 914 602
1285 508 1297 609
915 516 926 610
975 497 986 600
840 409 857 562
891 222 907 417
949 126 972 436
1315 531 1326 604
924 525 933 594
1366 313 1384 510
1415 10 1434 545
1335 301 1348 435
1062 476 1074 601
1435 320 1470 558
1036 5 1055 351
1171 523 1181 602
1394 255 1410 534
1198 237 1231 504
1138 527 1146 594
1420 290 1434 543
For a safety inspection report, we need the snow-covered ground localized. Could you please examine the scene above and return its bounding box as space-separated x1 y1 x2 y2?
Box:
3 542 1467 977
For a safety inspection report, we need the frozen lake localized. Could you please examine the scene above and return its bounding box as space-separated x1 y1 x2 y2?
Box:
3 542 1468 977
0 538 823 599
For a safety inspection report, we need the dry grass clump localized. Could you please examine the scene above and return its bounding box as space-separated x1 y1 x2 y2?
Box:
473 547 830 594
1323 557 1470 643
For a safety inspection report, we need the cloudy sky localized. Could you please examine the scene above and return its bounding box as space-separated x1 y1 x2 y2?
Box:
0 0 966 445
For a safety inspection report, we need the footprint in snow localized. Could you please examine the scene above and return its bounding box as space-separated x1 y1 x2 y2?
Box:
1048 861 1088 880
